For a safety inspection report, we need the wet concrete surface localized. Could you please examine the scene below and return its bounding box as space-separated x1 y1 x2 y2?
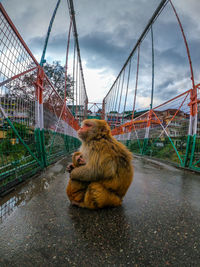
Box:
0 155 200 266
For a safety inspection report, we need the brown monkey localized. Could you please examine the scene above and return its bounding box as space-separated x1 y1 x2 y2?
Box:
67 119 134 209
66 152 90 203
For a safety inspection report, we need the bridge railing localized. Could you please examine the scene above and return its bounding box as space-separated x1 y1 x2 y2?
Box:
0 4 85 195
193 84 200 170
110 85 200 171
113 89 194 165
103 0 200 172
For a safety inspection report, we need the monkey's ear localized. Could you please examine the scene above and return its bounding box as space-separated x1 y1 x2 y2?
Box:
100 125 111 136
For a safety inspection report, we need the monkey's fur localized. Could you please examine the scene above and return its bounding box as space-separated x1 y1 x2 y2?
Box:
66 119 134 209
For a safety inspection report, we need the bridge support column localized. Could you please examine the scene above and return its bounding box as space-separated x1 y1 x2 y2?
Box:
35 67 47 168
183 86 198 168
142 110 152 155
102 99 105 120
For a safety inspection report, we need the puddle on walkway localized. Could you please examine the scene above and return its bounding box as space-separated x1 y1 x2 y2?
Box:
0 176 54 223
0 157 70 223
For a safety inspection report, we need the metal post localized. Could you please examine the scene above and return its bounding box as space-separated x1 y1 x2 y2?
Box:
143 26 154 154
35 67 47 167
169 0 197 167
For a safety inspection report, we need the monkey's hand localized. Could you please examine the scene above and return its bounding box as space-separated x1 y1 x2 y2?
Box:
70 159 117 182
66 163 75 173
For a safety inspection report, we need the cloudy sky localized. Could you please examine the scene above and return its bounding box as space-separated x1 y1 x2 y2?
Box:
1 0 200 111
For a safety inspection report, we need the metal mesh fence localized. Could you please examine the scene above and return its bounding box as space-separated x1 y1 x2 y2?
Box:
0 69 42 193
0 6 42 193
0 4 83 195
113 89 200 171
0 8 38 81
144 91 190 165
42 75 80 165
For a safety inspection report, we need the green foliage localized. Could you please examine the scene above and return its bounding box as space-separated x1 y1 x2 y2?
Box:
0 122 34 163
0 139 26 160
6 122 29 139
129 137 186 165
0 139 13 155
151 143 182 163
44 61 74 99
6 61 74 101
129 140 143 153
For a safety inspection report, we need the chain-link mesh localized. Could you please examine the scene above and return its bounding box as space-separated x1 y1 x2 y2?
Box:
112 89 200 170
43 75 80 165
145 91 190 164
0 10 37 82
0 6 42 193
0 5 82 195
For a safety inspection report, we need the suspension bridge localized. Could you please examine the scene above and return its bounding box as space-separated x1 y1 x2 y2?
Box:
0 0 200 265
0 0 200 194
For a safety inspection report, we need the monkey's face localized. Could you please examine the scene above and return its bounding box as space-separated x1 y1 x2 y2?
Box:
78 119 111 142
78 121 94 141
75 154 85 165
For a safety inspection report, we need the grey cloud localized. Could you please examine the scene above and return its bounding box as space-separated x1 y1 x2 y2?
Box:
28 29 135 74
156 82 179 99
28 34 68 55
2 0 200 105
79 31 134 71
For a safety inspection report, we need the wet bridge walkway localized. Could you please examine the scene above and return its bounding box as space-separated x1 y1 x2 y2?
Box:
0 156 200 266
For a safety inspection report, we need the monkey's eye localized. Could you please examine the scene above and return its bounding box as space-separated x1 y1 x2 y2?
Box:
85 123 92 127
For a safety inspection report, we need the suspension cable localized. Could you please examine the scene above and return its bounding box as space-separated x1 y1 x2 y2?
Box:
64 19 73 105
72 39 77 114
122 59 132 124
150 25 154 110
67 0 88 105
132 46 140 121
40 0 61 66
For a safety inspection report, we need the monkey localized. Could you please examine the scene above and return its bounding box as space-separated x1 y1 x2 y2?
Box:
67 119 134 209
66 152 90 203
67 151 86 173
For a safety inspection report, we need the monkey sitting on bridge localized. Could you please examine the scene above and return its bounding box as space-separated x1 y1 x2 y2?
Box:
66 119 134 209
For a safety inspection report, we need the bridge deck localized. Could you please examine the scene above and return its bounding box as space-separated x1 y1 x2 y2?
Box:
0 156 200 266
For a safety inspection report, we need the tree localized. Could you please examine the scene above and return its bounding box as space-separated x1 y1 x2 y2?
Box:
44 61 74 100
5 61 74 102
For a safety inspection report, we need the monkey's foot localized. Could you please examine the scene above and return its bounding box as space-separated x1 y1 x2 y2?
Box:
71 200 82 207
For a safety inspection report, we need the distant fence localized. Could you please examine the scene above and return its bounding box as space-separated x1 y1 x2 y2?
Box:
0 4 86 195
